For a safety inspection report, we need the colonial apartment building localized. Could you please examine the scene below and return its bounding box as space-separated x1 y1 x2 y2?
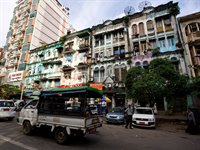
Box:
178 12 200 77
25 28 92 90
90 1 187 107
1 0 69 86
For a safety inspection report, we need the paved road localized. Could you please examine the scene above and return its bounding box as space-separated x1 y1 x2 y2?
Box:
0 119 199 150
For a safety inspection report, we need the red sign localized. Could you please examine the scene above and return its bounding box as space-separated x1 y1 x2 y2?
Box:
90 83 102 91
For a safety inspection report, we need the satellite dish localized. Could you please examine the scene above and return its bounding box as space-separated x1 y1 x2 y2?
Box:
124 6 135 16
138 1 152 11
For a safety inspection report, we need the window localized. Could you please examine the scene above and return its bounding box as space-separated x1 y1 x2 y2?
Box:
55 79 60 87
107 65 112 76
164 18 171 26
121 65 127 81
167 36 175 46
95 37 99 47
114 67 120 82
18 63 26 71
139 22 145 35
190 23 198 32
25 100 38 109
147 20 154 31
156 20 162 27
159 38 166 47
132 24 137 35
100 66 105 82
113 47 119 55
133 42 139 52
94 67 99 82
141 42 146 53
95 53 99 58
106 34 111 39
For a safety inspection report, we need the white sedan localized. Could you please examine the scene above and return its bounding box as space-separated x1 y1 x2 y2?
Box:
132 107 156 128
0 100 16 120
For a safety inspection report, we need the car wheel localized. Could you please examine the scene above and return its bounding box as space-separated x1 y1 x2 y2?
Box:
23 121 32 135
54 128 68 144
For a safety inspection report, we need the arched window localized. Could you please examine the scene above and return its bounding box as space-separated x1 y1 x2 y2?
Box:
107 65 112 76
132 24 137 35
139 22 145 35
147 20 154 31
120 64 127 81
114 64 120 82
185 22 200 36
100 66 105 82
143 61 149 69
135 62 141 66
93 67 99 82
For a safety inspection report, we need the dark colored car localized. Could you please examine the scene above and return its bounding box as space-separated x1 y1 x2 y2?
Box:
106 107 125 124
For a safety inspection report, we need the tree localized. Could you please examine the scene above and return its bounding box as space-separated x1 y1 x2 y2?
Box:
187 76 200 95
125 67 144 98
125 58 188 108
0 84 21 99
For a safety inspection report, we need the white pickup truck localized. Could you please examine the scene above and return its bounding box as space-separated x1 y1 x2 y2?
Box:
17 86 103 144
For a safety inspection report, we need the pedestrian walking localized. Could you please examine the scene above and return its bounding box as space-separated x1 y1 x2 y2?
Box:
186 107 197 134
125 104 133 129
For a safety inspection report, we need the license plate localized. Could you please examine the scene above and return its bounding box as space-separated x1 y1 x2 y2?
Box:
139 122 145 124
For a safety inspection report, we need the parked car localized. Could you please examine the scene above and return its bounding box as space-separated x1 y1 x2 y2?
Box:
106 107 125 124
132 107 155 128
0 100 16 120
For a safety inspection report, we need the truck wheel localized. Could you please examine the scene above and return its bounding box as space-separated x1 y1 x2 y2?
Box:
23 121 32 135
54 128 68 144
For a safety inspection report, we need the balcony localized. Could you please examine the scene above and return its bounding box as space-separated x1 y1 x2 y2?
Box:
157 27 164 33
63 47 75 54
187 31 200 43
165 25 173 32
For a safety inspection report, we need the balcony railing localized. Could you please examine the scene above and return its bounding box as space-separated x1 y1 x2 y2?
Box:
157 27 164 33
165 25 173 31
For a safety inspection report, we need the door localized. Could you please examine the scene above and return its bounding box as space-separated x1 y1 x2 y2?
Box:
20 100 38 125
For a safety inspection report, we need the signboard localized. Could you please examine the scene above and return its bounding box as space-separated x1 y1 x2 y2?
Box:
8 71 24 82
58 83 86 88
90 83 103 91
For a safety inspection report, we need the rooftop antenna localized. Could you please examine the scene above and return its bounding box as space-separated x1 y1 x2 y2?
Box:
138 1 152 11
124 6 135 16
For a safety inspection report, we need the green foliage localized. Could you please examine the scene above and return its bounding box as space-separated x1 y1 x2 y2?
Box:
0 84 21 99
125 67 143 98
152 47 160 56
187 76 200 95
125 58 188 107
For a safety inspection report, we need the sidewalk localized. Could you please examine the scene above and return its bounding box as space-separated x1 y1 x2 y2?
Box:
156 111 187 123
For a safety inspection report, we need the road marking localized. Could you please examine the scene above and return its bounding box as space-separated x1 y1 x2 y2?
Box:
0 135 38 150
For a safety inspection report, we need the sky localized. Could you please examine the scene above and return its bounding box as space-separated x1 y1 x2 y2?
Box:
0 0 200 47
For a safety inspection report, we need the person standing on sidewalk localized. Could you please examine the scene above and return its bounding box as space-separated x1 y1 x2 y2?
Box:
186 107 197 134
125 104 133 129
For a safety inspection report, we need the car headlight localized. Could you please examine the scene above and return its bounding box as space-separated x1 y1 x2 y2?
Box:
149 118 155 121
118 115 124 119
106 114 110 118
132 117 136 120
